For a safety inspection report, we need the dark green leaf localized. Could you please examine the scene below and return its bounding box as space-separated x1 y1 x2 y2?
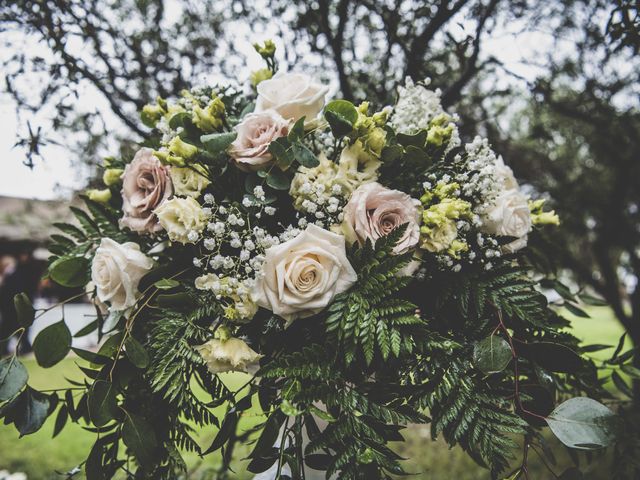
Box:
72 347 111 365
306 453 331 470
266 169 291 190
564 302 589 318
519 341 583 373
611 370 632 397
88 380 118 427
85 441 105 480
201 132 237 155
168 112 191 130
33 320 72 368
473 335 512 375
324 110 354 138
288 117 305 141
14 293 35 328
250 411 284 458
546 397 617 450
268 137 294 169
53 404 68 438
324 99 358 124
155 292 194 309
203 412 238 455
0 357 28 401
122 412 157 467
292 142 319 168
124 336 149 369
578 293 607 306
396 130 427 148
49 256 89 288
73 320 98 338
13 386 52 436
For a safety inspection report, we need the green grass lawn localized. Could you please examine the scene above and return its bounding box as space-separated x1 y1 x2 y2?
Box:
0 307 629 479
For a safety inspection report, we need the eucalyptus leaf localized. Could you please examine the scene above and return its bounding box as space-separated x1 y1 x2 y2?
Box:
545 397 617 450
13 293 35 328
292 142 319 168
33 320 72 368
0 357 28 401
473 335 512 375
266 169 291 190
49 256 89 288
88 380 118 427
201 132 237 155
12 386 52 436
153 278 180 290
288 116 305 141
324 99 358 138
122 412 157 467
125 336 150 369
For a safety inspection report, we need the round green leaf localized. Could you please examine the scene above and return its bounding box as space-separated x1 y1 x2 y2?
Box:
88 380 118 427
49 256 89 288
122 412 158 467
545 397 617 450
266 169 291 190
0 357 28 401
33 320 72 368
324 99 358 124
473 335 512 375
13 386 52 436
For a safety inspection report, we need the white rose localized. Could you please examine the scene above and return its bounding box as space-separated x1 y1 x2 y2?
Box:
341 182 421 254
169 165 211 198
196 337 262 374
252 224 357 323
228 110 289 171
155 196 208 244
91 238 154 311
502 235 529 254
480 190 532 252
255 72 329 125
493 157 519 191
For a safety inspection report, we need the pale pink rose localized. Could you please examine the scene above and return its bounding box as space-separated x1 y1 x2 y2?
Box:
120 148 173 233
341 182 421 255
254 72 329 125
228 111 289 171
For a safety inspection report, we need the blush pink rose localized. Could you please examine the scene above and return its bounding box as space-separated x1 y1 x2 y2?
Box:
228 111 289 171
341 182 421 254
120 148 173 233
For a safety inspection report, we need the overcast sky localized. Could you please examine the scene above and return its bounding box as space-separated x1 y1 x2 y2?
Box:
0 12 570 201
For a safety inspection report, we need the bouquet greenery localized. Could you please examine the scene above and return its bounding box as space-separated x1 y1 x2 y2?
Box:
0 41 621 479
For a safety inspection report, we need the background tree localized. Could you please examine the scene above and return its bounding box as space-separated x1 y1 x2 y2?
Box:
2 0 640 365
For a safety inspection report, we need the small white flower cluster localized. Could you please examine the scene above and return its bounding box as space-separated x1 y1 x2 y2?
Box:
458 136 504 207
294 180 346 228
390 78 445 135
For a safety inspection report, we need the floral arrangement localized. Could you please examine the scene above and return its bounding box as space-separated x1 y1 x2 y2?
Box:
0 42 620 479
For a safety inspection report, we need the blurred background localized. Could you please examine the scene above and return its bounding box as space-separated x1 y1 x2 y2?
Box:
0 0 638 478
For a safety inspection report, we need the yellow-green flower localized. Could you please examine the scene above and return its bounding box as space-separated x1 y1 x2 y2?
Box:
168 136 198 161
192 97 225 132
141 103 164 127
529 199 560 226
250 68 273 88
102 168 124 187
87 188 112 203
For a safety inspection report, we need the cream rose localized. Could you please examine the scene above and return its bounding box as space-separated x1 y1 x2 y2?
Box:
155 196 208 244
196 338 262 374
252 224 357 322
169 165 211 198
229 111 289 171
120 148 173 233
255 72 329 125
341 182 421 254
480 189 532 252
91 238 154 311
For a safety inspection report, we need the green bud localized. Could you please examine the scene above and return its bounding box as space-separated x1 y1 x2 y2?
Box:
87 188 112 203
102 168 124 186
168 136 198 160
250 68 273 87
253 39 276 58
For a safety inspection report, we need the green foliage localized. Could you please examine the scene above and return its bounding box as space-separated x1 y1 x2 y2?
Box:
326 225 423 365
